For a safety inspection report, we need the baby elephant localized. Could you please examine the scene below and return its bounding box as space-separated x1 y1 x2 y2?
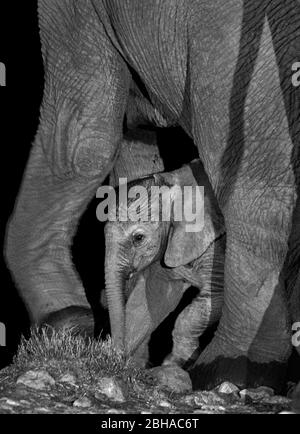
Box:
103 159 225 368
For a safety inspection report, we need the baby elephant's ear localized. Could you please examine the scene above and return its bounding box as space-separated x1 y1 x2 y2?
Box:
162 161 225 268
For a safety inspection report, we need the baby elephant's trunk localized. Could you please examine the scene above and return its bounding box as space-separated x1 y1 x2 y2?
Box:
104 227 127 352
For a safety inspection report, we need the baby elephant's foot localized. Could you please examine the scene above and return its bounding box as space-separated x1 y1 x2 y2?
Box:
163 340 201 370
162 354 186 368
40 306 95 339
148 365 192 394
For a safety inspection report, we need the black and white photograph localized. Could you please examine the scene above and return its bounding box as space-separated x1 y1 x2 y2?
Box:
0 0 300 420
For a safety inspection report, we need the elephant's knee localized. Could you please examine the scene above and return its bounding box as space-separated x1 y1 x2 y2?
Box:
44 124 121 181
72 134 120 180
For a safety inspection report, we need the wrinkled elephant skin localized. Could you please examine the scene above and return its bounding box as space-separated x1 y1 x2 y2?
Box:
4 0 300 391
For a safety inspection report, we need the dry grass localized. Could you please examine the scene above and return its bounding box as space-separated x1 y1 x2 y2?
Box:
13 327 155 391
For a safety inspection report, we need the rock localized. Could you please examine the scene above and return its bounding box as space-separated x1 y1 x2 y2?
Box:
158 400 172 408
107 409 127 414
182 391 228 407
194 391 228 407
193 409 215 414
36 407 51 413
5 399 21 407
19 400 31 406
58 374 77 386
240 386 274 401
148 365 192 393
95 377 125 403
263 395 291 405
217 382 240 395
200 405 226 414
73 397 92 408
0 398 21 407
181 394 197 407
16 370 55 390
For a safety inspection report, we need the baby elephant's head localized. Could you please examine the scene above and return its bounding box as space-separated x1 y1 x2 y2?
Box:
105 176 168 279
103 161 224 352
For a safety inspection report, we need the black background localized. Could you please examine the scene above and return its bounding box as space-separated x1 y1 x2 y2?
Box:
0 1 200 369
0 1 44 367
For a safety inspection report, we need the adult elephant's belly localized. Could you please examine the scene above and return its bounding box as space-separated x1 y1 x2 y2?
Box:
103 0 189 126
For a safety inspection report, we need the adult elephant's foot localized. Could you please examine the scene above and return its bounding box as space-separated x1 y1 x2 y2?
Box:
148 365 193 394
188 279 292 394
41 306 95 338
188 337 288 393
187 249 292 393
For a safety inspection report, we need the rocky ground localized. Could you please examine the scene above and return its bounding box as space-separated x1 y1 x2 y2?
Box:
0 329 298 414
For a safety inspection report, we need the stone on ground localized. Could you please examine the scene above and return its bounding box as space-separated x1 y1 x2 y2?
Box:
217 382 240 395
73 397 92 408
95 377 125 402
189 391 229 407
239 386 274 401
58 373 77 386
16 370 55 390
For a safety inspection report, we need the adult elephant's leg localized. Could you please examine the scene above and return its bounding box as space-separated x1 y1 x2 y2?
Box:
5 144 103 334
188 2 299 391
190 195 293 391
5 0 129 334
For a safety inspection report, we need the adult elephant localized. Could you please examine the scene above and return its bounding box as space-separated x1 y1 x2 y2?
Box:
5 0 300 392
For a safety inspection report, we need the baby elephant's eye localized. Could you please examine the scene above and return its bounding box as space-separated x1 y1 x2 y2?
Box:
132 232 146 246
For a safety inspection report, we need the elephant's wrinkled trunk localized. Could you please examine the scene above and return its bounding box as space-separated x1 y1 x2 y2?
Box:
104 226 129 352
105 268 125 351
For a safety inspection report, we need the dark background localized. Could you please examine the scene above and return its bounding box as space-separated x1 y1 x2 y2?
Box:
0 1 199 369
0 1 44 368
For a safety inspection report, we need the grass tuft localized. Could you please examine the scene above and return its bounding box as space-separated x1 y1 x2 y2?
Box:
13 327 155 394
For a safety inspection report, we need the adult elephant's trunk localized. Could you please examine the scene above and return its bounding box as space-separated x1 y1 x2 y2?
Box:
104 226 127 351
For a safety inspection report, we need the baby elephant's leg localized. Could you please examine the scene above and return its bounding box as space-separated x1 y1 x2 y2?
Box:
165 292 223 368
165 238 225 368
